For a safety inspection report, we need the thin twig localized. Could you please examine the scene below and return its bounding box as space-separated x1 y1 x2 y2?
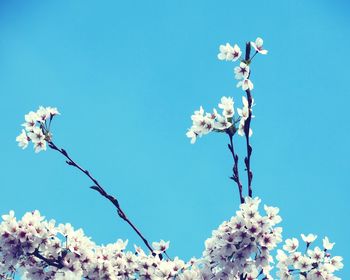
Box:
227 130 244 204
47 141 155 255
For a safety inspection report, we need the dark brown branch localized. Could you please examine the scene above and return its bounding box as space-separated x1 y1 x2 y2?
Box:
227 130 244 204
31 249 64 269
47 141 154 254
243 42 254 197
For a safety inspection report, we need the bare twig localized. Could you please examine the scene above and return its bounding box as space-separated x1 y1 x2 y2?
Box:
227 128 245 204
47 141 155 254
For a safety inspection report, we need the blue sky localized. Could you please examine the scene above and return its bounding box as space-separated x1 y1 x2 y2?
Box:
0 0 349 278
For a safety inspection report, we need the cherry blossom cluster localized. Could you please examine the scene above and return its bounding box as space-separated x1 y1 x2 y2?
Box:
0 210 204 280
16 106 59 153
201 197 282 279
276 235 343 280
186 37 266 144
186 96 253 143
217 37 267 91
0 204 344 279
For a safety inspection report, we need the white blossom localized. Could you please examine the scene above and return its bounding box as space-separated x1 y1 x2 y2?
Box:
152 240 170 255
22 111 38 132
16 129 29 149
186 128 198 144
218 96 234 118
28 127 45 143
234 62 250 80
36 106 50 123
33 139 47 153
217 43 241 61
214 114 232 130
46 106 60 116
328 256 344 271
237 106 249 121
283 238 299 253
237 78 254 91
237 119 253 137
251 37 268 55
295 256 312 272
323 236 335 250
301 233 317 244
307 246 324 263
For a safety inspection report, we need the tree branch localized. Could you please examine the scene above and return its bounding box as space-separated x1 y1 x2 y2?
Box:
47 141 155 255
244 42 254 197
31 249 64 269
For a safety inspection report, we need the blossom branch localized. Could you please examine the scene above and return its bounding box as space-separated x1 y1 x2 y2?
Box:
47 141 155 255
227 128 244 204
243 42 254 197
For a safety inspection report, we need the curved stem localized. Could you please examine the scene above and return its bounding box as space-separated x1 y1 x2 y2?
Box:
47 141 155 254
248 51 258 63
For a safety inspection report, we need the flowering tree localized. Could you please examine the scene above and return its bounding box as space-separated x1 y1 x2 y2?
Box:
4 38 343 280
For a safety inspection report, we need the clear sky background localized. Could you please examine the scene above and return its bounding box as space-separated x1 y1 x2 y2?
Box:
0 0 349 278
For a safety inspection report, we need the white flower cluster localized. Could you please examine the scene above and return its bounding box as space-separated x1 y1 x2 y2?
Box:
218 37 268 91
186 38 266 145
0 210 203 280
276 235 343 280
0 201 344 279
16 106 59 153
201 197 283 279
186 96 253 143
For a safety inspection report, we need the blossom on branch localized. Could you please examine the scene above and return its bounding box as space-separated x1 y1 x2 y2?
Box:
16 106 60 153
237 96 254 138
186 96 241 143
